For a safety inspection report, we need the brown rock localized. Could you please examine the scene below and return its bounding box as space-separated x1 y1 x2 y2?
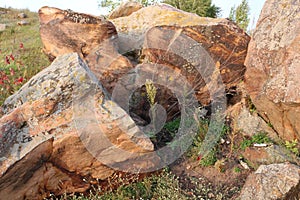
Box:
0 53 156 199
108 1 143 19
239 163 300 200
242 145 298 169
112 4 250 106
110 4 249 124
244 0 300 141
0 139 89 200
38 6 134 95
85 40 134 93
39 7 117 60
39 5 249 125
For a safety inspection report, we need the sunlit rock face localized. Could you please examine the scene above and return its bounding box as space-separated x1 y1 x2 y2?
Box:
244 0 300 141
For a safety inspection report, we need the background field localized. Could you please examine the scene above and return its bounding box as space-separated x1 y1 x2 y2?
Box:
0 7 50 105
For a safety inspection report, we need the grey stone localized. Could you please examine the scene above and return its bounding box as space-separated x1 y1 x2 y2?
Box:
17 20 30 26
237 107 276 137
17 13 27 18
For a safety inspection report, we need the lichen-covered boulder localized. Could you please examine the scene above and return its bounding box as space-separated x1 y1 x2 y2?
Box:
0 53 156 199
244 0 300 141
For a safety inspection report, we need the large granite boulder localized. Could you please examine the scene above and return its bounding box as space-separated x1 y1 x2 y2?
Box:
244 0 300 141
239 163 300 199
0 53 156 199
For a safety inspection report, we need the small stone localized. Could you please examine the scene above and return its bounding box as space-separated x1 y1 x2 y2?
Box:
17 13 27 18
208 192 215 198
17 20 30 26
240 160 250 170
220 138 225 144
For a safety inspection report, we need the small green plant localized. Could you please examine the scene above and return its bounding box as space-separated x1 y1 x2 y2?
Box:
240 139 252 150
240 132 271 150
199 148 217 167
267 122 274 129
186 117 229 167
285 139 299 156
251 132 272 143
163 117 180 137
233 167 241 173
186 119 209 158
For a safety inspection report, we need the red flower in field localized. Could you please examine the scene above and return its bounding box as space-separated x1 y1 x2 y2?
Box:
19 43 24 49
197 155 202 161
10 68 15 76
0 79 4 85
15 77 24 84
9 54 15 61
1 74 8 82
5 56 10 64
3 75 8 80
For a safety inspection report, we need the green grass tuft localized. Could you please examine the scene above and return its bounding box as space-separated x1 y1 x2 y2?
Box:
240 132 272 150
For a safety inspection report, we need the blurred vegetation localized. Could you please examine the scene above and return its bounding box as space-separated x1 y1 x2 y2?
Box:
99 0 221 18
0 8 50 105
228 0 250 31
